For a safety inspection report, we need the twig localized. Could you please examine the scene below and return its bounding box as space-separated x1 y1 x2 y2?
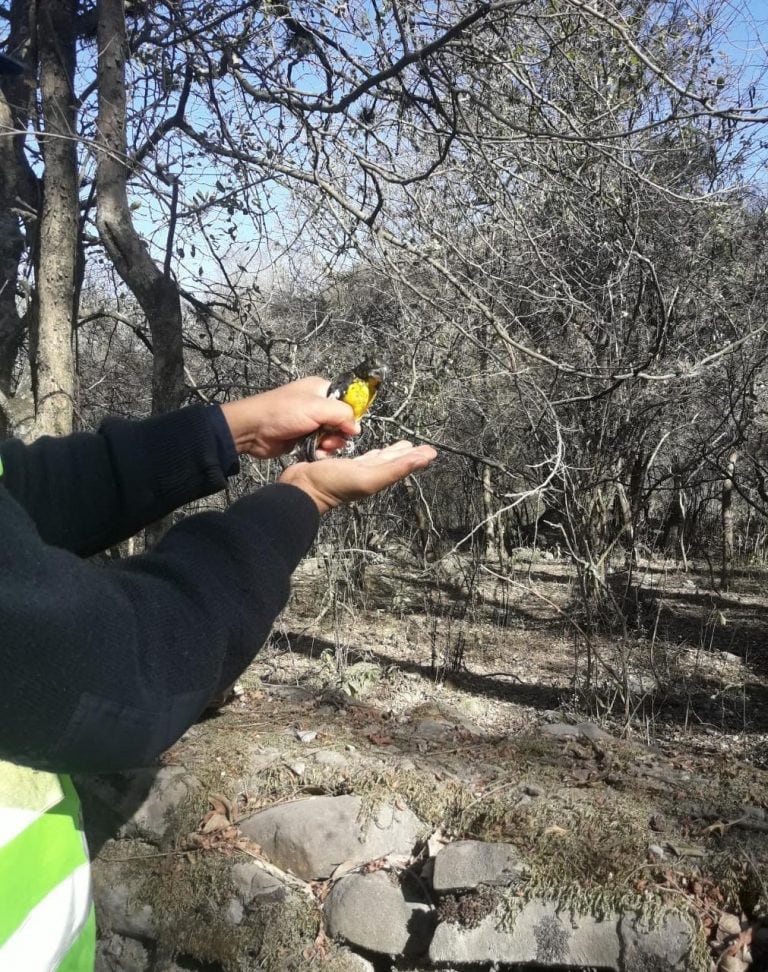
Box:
96 850 185 863
473 670 525 682
426 740 499 758
236 845 314 896
210 721 275 730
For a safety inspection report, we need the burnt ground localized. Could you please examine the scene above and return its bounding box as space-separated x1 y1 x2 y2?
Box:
161 551 768 970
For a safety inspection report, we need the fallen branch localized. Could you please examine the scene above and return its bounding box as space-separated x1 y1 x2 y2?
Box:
236 842 315 896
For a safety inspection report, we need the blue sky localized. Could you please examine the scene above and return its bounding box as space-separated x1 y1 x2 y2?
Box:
3 1 766 296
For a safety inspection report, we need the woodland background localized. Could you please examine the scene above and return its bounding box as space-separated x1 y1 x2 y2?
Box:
2 0 768 711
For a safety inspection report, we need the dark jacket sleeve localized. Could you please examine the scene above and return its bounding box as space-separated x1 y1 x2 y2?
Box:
0 404 238 556
0 481 319 773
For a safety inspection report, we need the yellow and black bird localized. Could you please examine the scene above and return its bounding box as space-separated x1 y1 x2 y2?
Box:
299 356 388 462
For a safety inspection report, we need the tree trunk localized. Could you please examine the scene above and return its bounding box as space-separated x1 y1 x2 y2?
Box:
95 0 185 415
481 463 498 562
662 471 688 569
404 475 434 562
721 450 737 591
0 66 29 402
33 0 78 437
615 482 635 569
0 0 41 437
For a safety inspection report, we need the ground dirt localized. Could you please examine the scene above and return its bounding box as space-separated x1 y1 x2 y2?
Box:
155 552 768 970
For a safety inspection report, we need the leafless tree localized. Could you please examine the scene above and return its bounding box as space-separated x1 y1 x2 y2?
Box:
0 0 766 624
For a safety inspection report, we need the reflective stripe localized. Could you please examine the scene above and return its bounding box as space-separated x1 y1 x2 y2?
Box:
58 907 96 972
0 805 48 849
0 862 92 971
0 776 90 950
0 761 64 848
0 760 95 968
0 769 94 969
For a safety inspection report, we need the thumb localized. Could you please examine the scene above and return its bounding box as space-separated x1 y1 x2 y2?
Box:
312 396 357 432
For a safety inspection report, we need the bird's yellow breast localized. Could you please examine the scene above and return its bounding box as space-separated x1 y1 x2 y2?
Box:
343 378 379 420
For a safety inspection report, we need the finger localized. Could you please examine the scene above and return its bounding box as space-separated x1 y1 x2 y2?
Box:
355 446 385 462
315 433 350 457
313 397 357 433
358 446 436 491
296 376 333 396
357 440 416 464
394 445 437 470
380 445 437 474
381 440 417 457
413 444 437 459
409 445 438 466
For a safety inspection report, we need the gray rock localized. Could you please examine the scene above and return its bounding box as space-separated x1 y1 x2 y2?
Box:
95 933 151 972
224 897 244 925
230 861 287 904
77 767 200 846
540 722 611 741
720 652 742 664
92 869 155 940
245 745 282 774
263 684 314 702
413 719 456 740
296 728 319 743
619 910 696 970
313 749 349 768
429 899 697 969
741 804 767 822
325 871 435 956
430 899 620 966
432 841 528 892
239 795 424 880
331 951 376 971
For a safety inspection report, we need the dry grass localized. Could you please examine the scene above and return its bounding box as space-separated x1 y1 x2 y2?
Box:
148 553 768 968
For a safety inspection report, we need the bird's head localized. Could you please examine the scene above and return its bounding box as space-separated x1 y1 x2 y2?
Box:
355 356 388 386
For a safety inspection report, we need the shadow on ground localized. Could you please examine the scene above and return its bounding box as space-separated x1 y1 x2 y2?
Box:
611 574 768 670
272 630 562 711
274 615 768 739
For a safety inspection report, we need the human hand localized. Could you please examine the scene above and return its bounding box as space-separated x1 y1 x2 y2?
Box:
278 440 437 515
220 377 359 459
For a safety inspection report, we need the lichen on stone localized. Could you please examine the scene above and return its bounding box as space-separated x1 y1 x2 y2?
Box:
436 885 502 929
533 912 570 963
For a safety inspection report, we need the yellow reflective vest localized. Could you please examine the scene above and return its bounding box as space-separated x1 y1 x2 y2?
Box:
0 762 95 970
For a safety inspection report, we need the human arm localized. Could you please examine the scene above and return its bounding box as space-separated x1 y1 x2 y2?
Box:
0 378 356 557
0 405 237 556
0 436 436 774
279 440 438 514
0 479 319 773
219 376 358 459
